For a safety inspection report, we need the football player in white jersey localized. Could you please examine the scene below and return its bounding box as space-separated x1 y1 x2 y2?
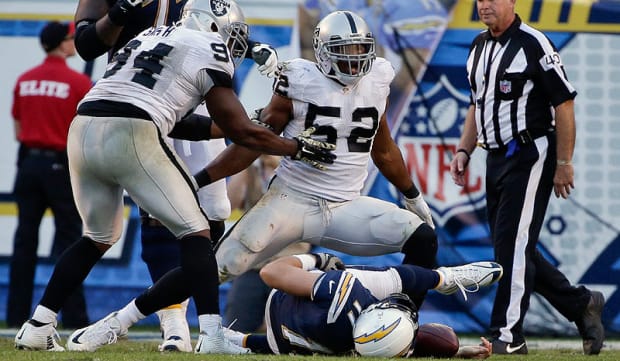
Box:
73 0 280 353
198 10 437 309
14 0 335 353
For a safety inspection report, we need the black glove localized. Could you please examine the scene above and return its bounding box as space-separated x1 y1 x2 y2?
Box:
292 127 336 170
312 253 345 271
108 0 143 26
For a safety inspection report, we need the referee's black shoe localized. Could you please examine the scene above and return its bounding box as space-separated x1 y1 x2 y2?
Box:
576 290 605 355
491 339 528 355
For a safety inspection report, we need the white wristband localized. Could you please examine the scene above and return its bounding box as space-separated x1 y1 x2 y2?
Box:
292 254 316 271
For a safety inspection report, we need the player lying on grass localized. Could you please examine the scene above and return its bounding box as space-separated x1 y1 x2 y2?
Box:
62 253 499 355
223 253 498 358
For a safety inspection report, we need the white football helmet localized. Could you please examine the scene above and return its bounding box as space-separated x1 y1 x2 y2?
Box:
180 0 249 67
353 293 419 358
313 10 376 86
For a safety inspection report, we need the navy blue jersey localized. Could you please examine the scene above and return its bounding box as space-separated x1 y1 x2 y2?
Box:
267 270 379 355
107 0 186 59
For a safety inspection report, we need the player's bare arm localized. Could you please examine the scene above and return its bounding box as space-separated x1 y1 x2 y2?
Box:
371 104 434 227
204 86 298 156
198 87 328 187
553 99 576 199
259 91 295 133
454 337 492 359
450 105 477 187
260 256 319 297
197 92 293 185
370 112 416 194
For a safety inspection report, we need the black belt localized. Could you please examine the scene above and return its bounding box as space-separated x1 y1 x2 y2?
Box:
25 147 65 157
515 128 551 145
484 128 554 152
77 100 152 121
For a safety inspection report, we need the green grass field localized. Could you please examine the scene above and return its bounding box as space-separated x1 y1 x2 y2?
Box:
2 337 620 361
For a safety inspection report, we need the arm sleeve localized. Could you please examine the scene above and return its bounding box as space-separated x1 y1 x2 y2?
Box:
168 113 212 140
74 19 112 61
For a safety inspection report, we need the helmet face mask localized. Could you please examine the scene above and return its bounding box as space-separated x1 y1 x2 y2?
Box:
353 293 419 358
313 10 376 86
180 0 249 67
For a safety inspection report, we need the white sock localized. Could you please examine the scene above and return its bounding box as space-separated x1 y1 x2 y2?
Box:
116 299 146 330
198 314 222 336
227 330 248 347
32 305 57 324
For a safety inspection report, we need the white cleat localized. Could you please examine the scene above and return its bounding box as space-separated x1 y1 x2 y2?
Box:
156 302 192 352
158 335 193 352
66 312 127 352
14 319 65 351
195 328 251 354
436 261 503 300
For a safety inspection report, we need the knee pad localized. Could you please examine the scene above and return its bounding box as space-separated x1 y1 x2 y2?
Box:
201 193 231 221
401 223 437 269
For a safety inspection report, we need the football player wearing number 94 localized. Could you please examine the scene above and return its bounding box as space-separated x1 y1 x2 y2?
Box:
14 0 335 354
199 10 437 308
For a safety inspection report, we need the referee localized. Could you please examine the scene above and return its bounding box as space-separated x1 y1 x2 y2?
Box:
449 0 604 356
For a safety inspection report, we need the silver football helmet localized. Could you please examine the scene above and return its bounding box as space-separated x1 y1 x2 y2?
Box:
353 293 419 358
313 10 376 86
180 0 249 67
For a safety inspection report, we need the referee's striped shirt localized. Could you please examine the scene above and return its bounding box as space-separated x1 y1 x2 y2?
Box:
466 14 577 150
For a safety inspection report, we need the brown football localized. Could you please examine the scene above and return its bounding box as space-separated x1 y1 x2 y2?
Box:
412 323 459 358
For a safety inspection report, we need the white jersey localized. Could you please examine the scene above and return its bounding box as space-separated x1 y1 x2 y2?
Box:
171 104 231 221
275 58 395 201
80 25 234 136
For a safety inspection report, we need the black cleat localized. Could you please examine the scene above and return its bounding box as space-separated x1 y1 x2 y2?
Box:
576 291 605 355
491 339 528 355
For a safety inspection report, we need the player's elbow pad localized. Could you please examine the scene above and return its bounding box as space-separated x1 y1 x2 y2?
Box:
168 113 212 141
74 19 111 61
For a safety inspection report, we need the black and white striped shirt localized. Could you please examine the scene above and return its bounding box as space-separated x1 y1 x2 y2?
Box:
466 15 577 150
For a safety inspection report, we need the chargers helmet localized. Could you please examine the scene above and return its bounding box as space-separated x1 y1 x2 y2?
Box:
313 10 376 86
180 0 249 67
353 293 419 357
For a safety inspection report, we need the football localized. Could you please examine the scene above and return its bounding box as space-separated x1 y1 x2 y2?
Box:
412 323 459 358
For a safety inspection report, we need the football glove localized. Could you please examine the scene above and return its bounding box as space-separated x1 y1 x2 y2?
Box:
109 0 143 25
312 253 345 271
292 127 336 170
251 43 279 78
404 194 435 229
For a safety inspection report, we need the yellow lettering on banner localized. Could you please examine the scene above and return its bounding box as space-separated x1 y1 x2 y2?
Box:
537 0 561 27
449 0 620 33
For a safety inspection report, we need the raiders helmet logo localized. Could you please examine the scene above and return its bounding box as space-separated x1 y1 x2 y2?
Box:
210 0 230 17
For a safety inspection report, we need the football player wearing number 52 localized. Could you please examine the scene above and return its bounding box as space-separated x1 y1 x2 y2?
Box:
197 11 437 311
